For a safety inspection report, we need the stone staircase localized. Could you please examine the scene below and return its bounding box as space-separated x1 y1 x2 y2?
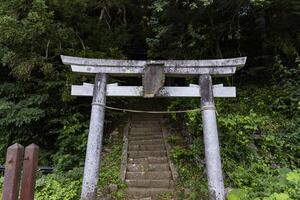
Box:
125 114 174 200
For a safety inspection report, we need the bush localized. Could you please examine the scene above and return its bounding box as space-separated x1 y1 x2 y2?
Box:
167 77 299 199
228 168 300 199
35 168 82 200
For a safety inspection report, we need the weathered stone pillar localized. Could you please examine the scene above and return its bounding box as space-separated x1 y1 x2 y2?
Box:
200 74 225 200
81 73 107 200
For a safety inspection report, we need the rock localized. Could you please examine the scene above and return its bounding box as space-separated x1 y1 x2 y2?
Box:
111 130 119 136
184 188 192 198
103 147 111 153
98 195 112 200
140 198 152 200
225 187 233 196
98 198 108 200
109 184 118 193
248 142 258 151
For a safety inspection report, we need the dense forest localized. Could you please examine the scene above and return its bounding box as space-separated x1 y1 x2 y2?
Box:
0 0 299 199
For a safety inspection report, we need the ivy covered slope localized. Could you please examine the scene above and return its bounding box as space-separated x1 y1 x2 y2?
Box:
0 0 299 199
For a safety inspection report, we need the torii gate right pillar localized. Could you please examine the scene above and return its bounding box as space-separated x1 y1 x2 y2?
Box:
200 74 224 200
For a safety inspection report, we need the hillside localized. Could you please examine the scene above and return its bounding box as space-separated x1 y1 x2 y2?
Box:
0 0 299 199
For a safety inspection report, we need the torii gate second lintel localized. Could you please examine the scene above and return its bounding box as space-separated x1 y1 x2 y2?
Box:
61 55 247 200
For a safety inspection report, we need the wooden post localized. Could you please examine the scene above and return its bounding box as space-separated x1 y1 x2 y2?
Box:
200 74 225 200
2 144 24 200
81 73 107 200
20 144 39 200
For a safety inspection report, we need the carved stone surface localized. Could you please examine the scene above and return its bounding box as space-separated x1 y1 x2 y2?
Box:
143 63 165 97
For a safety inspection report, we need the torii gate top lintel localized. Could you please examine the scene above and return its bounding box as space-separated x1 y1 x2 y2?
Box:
61 55 246 76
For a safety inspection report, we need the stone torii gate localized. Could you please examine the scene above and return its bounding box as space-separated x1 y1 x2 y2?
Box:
61 55 246 200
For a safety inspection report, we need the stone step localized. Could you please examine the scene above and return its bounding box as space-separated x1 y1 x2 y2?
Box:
131 127 161 132
129 139 164 145
131 120 160 125
128 157 168 164
126 171 172 180
130 131 162 136
129 135 163 141
128 144 165 151
125 113 174 199
126 187 173 199
132 117 158 120
129 133 162 137
128 151 167 158
127 163 170 172
125 179 174 188
131 123 160 128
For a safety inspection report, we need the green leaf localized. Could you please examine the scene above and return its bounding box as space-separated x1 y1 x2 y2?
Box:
227 189 247 200
286 170 300 184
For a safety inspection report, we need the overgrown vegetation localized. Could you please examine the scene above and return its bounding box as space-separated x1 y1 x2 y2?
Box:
167 60 299 199
0 0 299 199
35 168 82 200
97 137 126 200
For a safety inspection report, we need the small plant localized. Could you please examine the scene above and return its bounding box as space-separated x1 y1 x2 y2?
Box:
171 146 193 164
158 191 174 200
166 134 181 144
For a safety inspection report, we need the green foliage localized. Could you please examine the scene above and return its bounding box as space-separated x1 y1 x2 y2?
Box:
52 113 89 170
0 82 51 163
168 60 299 199
227 168 300 199
35 168 82 200
159 191 175 200
98 139 126 199
170 144 207 199
227 189 247 200
0 94 47 127
171 146 193 162
0 0 130 165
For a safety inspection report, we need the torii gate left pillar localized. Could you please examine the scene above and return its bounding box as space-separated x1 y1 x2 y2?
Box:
81 74 107 200
61 55 246 200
